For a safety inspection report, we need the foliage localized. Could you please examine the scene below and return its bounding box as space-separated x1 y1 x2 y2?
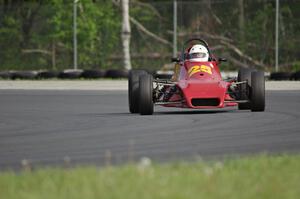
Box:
0 0 299 71
0 0 120 70
291 61 300 72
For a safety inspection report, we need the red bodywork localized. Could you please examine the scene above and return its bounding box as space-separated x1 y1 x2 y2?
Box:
162 60 237 109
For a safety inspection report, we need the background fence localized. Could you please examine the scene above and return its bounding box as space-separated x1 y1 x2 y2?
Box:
0 0 299 72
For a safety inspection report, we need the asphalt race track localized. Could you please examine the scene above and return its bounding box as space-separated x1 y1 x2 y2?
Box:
0 90 299 170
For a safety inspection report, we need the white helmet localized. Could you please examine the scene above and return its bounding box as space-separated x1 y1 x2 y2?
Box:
189 44 209 62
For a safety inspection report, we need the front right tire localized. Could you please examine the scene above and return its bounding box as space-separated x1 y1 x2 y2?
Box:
238 68 256 110
250 71 265 112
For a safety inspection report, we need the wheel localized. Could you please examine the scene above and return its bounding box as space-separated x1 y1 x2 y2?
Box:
81 69 105 79
59 70 82 79
270 72 291 80
38 71 59 79
0 71 12 79
139 74 154 115
106 69 128 78
237 68 255 110
293 71 300 80
250 71 265 112
128 70 147 113
11 71 37 80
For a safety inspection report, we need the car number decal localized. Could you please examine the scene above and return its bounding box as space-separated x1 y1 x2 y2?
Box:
188 65 212 77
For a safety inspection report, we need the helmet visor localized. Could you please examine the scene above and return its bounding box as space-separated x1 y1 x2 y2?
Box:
190 52 207 59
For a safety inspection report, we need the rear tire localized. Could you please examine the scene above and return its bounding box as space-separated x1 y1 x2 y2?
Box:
128 70 147 113
139 74 154 115
238 68 255 110
250 71 265 112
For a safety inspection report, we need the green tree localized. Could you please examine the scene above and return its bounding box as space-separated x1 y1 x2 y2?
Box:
0 0 120 70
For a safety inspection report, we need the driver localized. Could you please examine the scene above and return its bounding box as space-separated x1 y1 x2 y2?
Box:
188 44 209 62
171 44 209 81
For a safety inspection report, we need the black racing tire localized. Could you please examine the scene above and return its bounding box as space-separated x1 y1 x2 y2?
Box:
105 69 128 78
59 70 82 79
11 71 37 80
270 72 292 80
0 71 12 79
250 71 265 112
292 71 300 80
81 69 105 79
128 70 147 113
144 69 156 77
139 74 154 115
37 71 59 79
237 68 256 110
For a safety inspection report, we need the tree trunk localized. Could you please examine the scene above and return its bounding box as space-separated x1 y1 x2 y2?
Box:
203 0 212 31
121 0 132 70
238 0 245 42
20 2 41 48
52 40 56 70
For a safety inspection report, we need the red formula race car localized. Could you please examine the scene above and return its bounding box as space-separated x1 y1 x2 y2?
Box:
128 38 265 115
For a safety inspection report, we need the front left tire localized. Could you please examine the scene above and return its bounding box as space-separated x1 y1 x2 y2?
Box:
128 70 147 113
139 74 154 115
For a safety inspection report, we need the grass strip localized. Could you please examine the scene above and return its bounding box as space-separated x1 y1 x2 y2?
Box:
0 154 299 199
